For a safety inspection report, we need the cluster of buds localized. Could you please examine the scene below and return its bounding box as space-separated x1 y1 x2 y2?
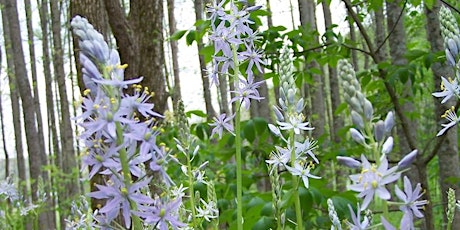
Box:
440 5 460 66
338 59 373 124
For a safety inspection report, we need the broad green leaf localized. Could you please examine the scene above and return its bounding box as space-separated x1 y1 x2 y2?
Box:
169 30 187 41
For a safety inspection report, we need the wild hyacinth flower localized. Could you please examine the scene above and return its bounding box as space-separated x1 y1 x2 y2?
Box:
348 155 401 210
346 204 370 230
394 176 428 230
72 15 181 228
436 106 460 136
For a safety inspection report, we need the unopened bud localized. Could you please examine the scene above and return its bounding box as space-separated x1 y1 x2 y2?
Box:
384 111 395 133
374 120 385 142
398 150 418 169
268 124 281 137
351 110 364 130
382 136 393 154
448 38 459 58
273 106 284 121
350 97 363 114
337 156 361 168
287 89 296 105
350 128 366 145
296 98 304 113
363 99 373 121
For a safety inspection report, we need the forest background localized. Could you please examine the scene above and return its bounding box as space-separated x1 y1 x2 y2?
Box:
0 0 460 229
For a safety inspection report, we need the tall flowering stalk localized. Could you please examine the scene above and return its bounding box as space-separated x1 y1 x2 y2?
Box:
265 43 320 230
433 6 460 136
71 16 184 229
174 100 219 228
207 1 265 229
336 59 426 229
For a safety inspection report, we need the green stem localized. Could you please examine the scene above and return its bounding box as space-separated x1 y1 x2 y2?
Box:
186 148 198 228
289 131 303 230
115 122 142 229
235 103 243 230
231 31 243 228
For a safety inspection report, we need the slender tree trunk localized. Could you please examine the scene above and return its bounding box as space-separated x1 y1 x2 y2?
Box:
1 6 27 197
2 0 52 228
0 43 8 179
348 8 359 71
167 0 182 109
39 0 60 166
322 0 346 190
50 0 79 226
194 0 216 120
374 7 387 60
298 0 326 139
425 1 460 228
25 0 47 167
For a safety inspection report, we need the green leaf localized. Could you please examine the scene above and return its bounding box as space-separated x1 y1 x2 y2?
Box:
186 30 196 45
185 110 207 118
244 120 256 142
199 45 215 63
169 30 187 41
334 102 348 115
253 117 268 135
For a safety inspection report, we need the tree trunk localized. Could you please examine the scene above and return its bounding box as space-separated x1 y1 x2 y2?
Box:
50 0 79 226
298 0 326 139
39 0 60 166
347 8 359 71
194 0 216 121
2 0 52 228
25 0 47 169
130 0 168 113
425 1 460 228
0 42 7 179
167 0 182 109
322 0 346 191
1 6 27 197
374 6 387 60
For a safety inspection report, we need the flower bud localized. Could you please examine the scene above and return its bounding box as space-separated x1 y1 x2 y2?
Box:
374 120 385 142
268 124 281 137
273 105 284 121
350 97 363 114
337 156 361 168
350 128 366 145
351 110 364 130
382 136 393 154
446 48 456 66
296 98 304 113
287 88 296 105
384 111 395 133
448 38 459 58
397 150 418 169
363 99 373 121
